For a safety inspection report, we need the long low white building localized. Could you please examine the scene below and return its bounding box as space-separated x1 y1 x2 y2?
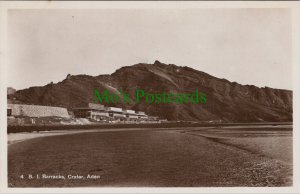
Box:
7 104 70 118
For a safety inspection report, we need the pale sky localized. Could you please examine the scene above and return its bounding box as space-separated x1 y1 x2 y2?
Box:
7 8 292 90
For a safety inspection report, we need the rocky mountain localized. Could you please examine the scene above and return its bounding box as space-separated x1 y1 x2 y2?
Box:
8 61 292 122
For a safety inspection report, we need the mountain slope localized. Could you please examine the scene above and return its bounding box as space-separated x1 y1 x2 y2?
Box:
8 61 293 122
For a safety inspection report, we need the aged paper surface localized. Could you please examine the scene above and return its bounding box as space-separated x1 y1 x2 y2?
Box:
0 1 300 193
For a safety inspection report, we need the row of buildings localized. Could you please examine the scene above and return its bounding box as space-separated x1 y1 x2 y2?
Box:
73 103 159 122
7 103 160 124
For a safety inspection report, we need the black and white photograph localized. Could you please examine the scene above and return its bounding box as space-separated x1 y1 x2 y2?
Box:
0 1 300 193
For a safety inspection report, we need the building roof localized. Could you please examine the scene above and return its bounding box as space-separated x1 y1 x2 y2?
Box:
106 107 123 113
88 103 105 110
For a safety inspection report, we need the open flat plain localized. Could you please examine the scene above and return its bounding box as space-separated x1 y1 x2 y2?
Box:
8 125 292 187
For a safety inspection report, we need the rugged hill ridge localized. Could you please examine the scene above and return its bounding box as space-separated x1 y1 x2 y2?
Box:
8 61 293 122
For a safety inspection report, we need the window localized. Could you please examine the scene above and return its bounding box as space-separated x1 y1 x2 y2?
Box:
7 109 12 116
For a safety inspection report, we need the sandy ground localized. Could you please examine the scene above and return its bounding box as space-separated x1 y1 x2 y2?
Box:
183 127 292 164
8 125 285 145
7 127 213 145
8 130 95 145
8 126 292 187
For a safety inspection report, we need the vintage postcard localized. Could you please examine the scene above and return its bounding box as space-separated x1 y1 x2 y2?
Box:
0 1 300 193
